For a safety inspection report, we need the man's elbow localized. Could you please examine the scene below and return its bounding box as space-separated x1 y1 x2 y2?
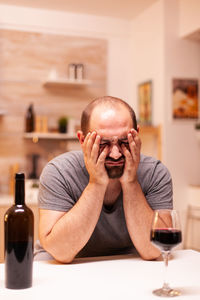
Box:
139 247 161 261
141 253 160 261
52 252 75 264
40 236 76 264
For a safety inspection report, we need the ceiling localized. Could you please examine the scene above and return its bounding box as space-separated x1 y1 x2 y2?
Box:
0 0 158 20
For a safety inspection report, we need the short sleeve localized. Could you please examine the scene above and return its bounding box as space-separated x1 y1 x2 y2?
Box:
38 162 75 212
145 161 173 209
138 156 173 210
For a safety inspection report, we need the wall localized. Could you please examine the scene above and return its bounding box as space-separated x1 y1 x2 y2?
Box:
0 4 135 194
0 4 133 103
130 0 200 245
0 29 107 194
164 0 200 211
179 0 200 38
130 0 165 159
1 2 200 229
0 4 134 194
130 0 165 126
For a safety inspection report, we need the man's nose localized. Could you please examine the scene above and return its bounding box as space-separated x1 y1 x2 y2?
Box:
109 144 122 160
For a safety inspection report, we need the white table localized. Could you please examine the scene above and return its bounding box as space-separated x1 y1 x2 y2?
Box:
0 250 200 299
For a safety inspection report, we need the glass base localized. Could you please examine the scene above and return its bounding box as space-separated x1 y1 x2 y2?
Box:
153 287 181 297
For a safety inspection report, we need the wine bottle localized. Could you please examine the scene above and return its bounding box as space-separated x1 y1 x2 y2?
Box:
25 103 35 132
4 173 34 289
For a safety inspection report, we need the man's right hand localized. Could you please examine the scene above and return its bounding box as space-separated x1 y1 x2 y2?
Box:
39 132 109 263
82 131 109 186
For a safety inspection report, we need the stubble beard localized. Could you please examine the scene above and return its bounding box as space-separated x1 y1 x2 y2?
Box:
105 165 125 179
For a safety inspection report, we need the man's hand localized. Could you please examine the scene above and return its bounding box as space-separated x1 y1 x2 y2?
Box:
120 128 141 184
82 131 109 186
40 131 110 263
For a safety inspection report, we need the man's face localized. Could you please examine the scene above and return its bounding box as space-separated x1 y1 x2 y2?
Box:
99 136 129 178
89 105 133 179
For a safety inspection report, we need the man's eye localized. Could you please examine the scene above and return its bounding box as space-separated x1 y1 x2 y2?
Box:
100 143 109 147
119 141 129 146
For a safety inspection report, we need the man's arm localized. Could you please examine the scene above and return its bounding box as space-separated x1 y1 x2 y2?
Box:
121 181 160 260
39 132 109 263
39 182 107 263
120 129 161 260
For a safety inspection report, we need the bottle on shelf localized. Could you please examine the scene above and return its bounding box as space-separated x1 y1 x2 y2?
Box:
25 103 35 132
4 173 34 289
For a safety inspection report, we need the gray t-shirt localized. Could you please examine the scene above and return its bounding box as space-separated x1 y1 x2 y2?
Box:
36 150 173 259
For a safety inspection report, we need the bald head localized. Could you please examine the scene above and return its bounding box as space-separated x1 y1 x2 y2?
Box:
81 96 137 135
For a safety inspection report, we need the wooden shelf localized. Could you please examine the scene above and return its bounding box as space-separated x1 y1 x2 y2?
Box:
23 132 77 142
43 78 92 88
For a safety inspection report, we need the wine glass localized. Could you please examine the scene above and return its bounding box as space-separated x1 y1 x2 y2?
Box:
150 209 182 297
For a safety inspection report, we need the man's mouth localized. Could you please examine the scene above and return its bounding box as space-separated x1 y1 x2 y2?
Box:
105 158 125 166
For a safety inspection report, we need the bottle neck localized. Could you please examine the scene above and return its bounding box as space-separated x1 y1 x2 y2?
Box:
15 178 25 205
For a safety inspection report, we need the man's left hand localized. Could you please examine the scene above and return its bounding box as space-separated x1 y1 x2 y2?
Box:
119 128 141 184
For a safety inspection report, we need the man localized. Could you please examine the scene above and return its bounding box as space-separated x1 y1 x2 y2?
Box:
36 96 173 263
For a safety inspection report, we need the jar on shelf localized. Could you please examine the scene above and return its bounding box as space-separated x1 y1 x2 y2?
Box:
68 63 76 81
76 64 84 80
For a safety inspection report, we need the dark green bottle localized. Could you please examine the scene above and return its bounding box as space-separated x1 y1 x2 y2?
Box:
25 103 35 132
4 173 34 289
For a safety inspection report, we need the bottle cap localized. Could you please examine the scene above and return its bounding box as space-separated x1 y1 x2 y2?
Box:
15 173 25 180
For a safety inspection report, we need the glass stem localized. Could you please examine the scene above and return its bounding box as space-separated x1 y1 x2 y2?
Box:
162 251 170 291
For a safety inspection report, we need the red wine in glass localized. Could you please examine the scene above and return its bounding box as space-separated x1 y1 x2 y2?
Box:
151 228 182 251
150 209 182 297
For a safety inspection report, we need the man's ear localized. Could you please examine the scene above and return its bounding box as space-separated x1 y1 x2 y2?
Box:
77 130 85 144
